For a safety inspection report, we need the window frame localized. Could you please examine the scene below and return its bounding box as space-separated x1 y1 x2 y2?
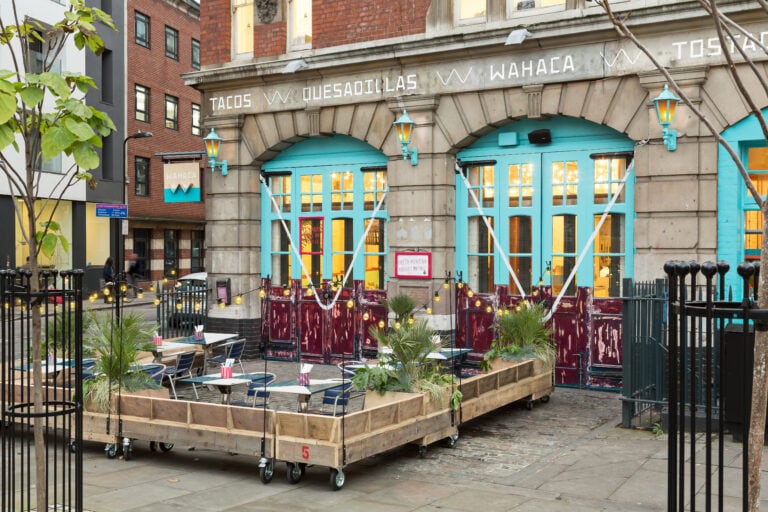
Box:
191 38 200 69
164 94 178 130
165 25 179 60
134 11 150 48
287 0 312 51
454 0 487 26
191 103 201 136
134 156 150 197
232 0 254 57
134 84 150 122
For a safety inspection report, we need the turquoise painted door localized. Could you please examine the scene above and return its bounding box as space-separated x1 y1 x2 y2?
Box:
261 135 388 362
457 117 635 297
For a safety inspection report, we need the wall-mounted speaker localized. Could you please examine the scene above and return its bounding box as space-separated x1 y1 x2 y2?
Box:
528 129 552 145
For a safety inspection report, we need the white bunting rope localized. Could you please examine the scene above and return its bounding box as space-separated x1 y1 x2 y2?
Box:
260 173 387 311
455 161 527 299
543 159 635 322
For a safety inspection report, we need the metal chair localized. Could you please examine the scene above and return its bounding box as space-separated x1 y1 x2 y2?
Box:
139 363 166 385
230 373 276 408
161 351 198 400
208 338 246 373
310 382 354 416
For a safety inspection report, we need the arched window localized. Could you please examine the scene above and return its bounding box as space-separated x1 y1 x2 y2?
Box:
261 136 388 290
457 117 634 297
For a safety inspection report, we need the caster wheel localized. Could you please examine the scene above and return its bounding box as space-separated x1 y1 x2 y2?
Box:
446 433 458 448
418 445 427 459
525 400 534 411
540 395 550 404
68 441 77 453
122 439 132 461
286 462 303 484
149 441 158 452
159 442 174 452
329 468 345 491
259 459 275 484
105 443 118 459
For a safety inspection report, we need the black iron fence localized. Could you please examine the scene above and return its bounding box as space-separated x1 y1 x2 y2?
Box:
155 286 208 339
665 260 759 512
1 269 84 512
621 278 668 428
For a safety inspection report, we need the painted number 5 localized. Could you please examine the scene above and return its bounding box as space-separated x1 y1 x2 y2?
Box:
301 445 310 459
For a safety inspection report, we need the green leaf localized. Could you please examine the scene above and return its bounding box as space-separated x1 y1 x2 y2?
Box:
58 234 70 253
19 86 44 108
38 73 70 98
42 220 61 231
0 89 16 124
73 32 85 51
41 127 75 160
72 141 99 170
62 98 91 119
0 123 14 150
64 118 95 141
40 233 58 259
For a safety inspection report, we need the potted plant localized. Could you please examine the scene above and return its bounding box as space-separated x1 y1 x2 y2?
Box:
44 310 92 360
82 311 164 412
353 294 463 410
481 302 555 372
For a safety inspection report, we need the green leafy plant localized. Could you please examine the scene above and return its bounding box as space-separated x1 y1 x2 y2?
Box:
652 422 664 438
353 313 463 409
82 311 160 412
481 302 555 371
44 310 92 359
382 293 417 325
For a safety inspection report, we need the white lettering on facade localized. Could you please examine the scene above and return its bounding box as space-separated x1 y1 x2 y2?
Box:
672 31 768 60
300 74 418 102
489 55 574 80
209 93 252 111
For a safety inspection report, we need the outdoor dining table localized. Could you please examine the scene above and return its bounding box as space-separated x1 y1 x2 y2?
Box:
150 341 196 363
377 347 472 374
265 378 348 412
177 372 271 404
168 332 239 369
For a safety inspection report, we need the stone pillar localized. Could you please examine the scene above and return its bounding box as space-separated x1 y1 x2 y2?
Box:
386 95 455 332
204 115 264 358
635 68 717 280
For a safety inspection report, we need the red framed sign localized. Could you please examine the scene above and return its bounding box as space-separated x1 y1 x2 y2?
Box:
394 252 432 279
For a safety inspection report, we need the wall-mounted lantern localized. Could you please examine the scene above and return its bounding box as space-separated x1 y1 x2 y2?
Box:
652 84 680 152
393 110 418 166
204 128 228 176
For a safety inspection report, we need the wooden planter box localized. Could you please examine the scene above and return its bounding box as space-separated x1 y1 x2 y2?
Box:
3 358 552 489
272 357 553 474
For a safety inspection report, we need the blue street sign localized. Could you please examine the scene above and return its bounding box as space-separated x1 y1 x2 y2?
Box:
95 203 128 218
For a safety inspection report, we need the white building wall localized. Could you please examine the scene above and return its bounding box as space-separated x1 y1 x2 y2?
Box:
0 0 86 201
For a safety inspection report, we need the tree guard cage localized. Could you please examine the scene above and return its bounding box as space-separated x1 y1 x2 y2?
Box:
664 259 761 512
1 269 84 512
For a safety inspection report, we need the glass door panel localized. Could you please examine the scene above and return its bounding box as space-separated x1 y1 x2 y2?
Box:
299 217 323 286
508 215 532 293
331 218 353 286
551 214 577 295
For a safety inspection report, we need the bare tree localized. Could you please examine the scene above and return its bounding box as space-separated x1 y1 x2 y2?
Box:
595 1 768 509
0 0 115 507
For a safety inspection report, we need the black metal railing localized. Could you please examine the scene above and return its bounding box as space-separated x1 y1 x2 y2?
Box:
155 286 208 339
1 268 84 512
665 260 758 512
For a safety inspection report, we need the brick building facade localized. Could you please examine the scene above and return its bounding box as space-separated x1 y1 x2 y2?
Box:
186 1 768 355
126 0 204 286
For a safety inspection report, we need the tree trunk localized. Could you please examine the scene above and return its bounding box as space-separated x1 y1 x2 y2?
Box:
747 206 768 511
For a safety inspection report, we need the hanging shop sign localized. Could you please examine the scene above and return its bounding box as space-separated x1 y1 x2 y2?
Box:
394 252 432 279
164 162 201 203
